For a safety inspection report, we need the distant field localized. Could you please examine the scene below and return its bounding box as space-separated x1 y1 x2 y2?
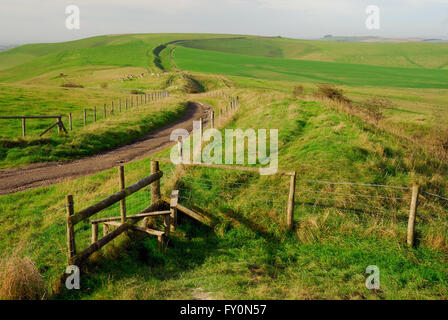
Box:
179 37 448 69
173 46 448 89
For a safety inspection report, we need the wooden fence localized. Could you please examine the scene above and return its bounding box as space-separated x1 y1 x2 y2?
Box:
0 115 67 137
1 91 169 138
69 91 170 131
65 157 213 266
66 166 164 265
152 157 296 231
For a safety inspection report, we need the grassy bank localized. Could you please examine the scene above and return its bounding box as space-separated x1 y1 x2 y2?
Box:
1 90 447 299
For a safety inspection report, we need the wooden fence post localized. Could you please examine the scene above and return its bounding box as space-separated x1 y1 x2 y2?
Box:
125 98 128 111
57 117 62 135
118 166 126 224
210 110 215 129
66 195 76 262
91 223 98 244
104 104 107 119
119 100 122 112
94 107 97 122
69 113 73 131
407 184 420 248
151 160 161 205
170 190 179 231
287 172 296 231
22 118 26 137
83 109 87 126
111 101 114 115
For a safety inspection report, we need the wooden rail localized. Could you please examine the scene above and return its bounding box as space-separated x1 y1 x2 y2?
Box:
0 115 64 119
152 157 295 176
162 196 211 226
69 171 163 225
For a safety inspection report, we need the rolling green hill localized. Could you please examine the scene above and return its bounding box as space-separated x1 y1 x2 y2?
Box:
172 46 448 89
0 34 242 82
179 37 448 69
1 33 448 300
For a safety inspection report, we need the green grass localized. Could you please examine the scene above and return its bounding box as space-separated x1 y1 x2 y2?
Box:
179 37 448 69
1 33 448 300
173 46 448 89
1 90 447 300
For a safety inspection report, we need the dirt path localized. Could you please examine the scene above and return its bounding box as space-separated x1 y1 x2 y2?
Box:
0 101 211 195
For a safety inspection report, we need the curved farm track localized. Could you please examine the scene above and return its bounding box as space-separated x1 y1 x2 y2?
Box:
0 101 211 195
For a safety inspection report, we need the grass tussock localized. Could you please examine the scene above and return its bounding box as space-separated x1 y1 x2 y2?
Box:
0 254 46 300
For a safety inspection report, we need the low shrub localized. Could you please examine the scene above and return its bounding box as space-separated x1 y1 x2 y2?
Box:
316 83 350 103
356 97 389 125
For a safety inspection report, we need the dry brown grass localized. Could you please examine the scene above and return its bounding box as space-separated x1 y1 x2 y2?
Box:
297 211 330 244
313 92 448 168
0 255 46 300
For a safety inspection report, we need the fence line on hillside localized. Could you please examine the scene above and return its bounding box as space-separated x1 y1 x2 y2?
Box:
68 91 169 133
0 91 169 138
160 95 447 248
0 115 67 138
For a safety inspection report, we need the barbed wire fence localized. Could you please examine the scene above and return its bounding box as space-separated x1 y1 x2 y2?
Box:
156 156 448 239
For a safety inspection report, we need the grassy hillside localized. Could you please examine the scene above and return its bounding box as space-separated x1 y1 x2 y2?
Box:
1 89 447 299
1 33 447 300
0 34 242 83
0 34 237 167
179 37 448 69
173 46 448 89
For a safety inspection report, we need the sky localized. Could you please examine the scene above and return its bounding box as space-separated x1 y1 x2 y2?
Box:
0 0 447 44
